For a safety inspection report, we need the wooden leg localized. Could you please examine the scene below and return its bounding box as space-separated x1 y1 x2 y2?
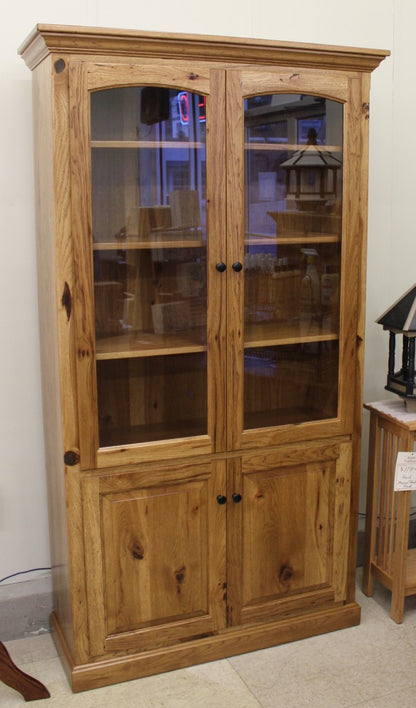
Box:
390 490 411 623
362 412 379 597
0 641 50 701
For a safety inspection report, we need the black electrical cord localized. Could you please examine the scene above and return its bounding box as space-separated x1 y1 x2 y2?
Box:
0 568 51 584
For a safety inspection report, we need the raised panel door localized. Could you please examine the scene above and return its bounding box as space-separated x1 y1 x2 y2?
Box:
82 459 227 654
226 441 352 626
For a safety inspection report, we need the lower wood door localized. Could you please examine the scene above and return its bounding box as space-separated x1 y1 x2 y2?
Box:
81 459 227 657
226 440 352 626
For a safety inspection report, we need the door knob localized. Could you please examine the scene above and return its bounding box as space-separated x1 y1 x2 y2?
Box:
216 494 227 505
216 262 226 272
232 262 243 272
232 493 242 503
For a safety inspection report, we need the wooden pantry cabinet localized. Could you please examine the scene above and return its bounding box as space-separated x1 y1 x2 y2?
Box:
19 25 388 691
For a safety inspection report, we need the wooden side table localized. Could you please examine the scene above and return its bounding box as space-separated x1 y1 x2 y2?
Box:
362 399 416 622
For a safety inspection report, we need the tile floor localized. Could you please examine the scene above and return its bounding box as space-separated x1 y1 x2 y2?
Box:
1 571 416 707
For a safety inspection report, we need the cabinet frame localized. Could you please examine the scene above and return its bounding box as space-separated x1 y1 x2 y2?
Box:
19 24 388 692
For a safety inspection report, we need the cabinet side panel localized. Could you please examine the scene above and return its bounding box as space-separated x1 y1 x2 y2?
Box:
32 57 72 651
32 56 88 661
349 73 371 600
51 60 90 662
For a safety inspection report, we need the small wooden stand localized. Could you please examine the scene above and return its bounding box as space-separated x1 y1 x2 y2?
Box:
362 399 416 622
0 641 50 701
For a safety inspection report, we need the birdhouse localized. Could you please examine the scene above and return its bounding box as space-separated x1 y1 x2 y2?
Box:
280 127 342 212
377 284 416 411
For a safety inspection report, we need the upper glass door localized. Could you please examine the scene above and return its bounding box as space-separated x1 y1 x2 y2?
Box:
226 69 356 451
70 62 226 468
91 87 208 448
244 93 343 429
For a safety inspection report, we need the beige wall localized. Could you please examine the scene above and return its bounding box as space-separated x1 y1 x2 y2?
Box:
0 0 401 582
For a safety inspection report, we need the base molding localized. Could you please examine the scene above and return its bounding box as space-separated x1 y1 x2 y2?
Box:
52 603 361 693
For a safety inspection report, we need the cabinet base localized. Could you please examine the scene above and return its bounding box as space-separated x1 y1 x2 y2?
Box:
51 603 361 693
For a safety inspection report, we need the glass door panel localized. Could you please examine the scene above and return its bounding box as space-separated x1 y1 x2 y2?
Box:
90 87 208 447
244 94 343 429
96 353 207 446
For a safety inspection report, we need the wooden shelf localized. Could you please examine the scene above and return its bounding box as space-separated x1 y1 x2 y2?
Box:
96 330 206 360
245 320 338 348
245 233 340 245
90 139 340 155
93 236 205 250
96 233 339 249
244 406 329 430
95 323 336 359
91 140 205 149
99 418 207 447
244 142 341 152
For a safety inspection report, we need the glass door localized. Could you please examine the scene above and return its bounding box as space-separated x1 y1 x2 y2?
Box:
91 86 208 448
226 70 357 450
70 63 226 468
244 93 342 428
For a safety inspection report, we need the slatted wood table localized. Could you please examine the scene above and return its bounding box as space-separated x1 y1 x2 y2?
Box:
362 399 416 622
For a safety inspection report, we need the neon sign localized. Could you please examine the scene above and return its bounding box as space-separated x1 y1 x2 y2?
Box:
178 92 206 125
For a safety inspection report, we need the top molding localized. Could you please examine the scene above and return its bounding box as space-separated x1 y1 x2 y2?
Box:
18 24 390 72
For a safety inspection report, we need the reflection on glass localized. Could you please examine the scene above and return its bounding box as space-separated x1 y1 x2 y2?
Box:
244 94 343 429
90 87 207 447
90 87 206 245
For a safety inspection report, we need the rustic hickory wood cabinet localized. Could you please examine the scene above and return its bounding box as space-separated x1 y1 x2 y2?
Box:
19 25 388 691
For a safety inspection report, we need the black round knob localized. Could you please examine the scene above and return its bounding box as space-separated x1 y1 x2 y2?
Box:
64 450 80 466
232 262 243 272
216 262 226 272
232 492 242 503
216 494 227 505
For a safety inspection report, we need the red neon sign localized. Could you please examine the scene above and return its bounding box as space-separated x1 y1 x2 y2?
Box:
198 96 206 122
178 93 206 125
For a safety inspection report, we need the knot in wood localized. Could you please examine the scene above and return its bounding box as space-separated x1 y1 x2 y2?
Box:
279 564 293 585
131 542 144 560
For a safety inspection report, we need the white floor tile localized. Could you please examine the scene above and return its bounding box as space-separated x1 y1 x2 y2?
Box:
4 633 57 665
2 577 416 707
